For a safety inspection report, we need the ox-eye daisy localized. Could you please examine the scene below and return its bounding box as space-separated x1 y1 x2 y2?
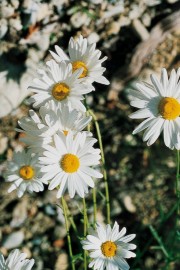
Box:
82 221 136 270
129 68 180 149
6 150 47 197
39 132 102 198
28 60 94 112
50 35 109 85
16 102 92 150
0 249 34 270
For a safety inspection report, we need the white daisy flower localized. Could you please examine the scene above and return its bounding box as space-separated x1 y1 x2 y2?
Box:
39 131 103 198
81 221 136 270
175 133 180 150
0 249 34 270
129 68 180 149
6 149 47 198
50 35 109 85
16 102 92 151
28 59 94 112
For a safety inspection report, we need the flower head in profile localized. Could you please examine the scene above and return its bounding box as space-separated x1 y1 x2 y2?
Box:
6 149 47 197
0 249 34 270
39 131 102 198
50 35 109 85
82 221 136 270
29 60 94 112
16 102 92 151
129 68 180 149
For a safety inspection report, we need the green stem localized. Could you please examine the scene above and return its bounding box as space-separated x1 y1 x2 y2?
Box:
64 199 78 233
61 197 76 270
93 187 97 228
83 198 89 270
176 150 180 240
88 109 111 224
149 225 171 259
86 108 97 228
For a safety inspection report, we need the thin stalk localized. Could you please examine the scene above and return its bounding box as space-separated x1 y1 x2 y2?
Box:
88 109 111 224
149 225 171 259
61 197 76 270
93 187 97 228
176 150 180 246
83 198 89 270
86 108 97 227
64 199 78 233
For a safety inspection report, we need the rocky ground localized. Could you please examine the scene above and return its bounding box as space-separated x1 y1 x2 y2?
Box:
0 0 180 269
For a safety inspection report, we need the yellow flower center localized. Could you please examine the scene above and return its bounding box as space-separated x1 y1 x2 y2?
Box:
63 130 68 136
52 83 70 101
72 61 88 78
61 154 80 173
101 241 117 257
19 165 35 180
158 97 180 120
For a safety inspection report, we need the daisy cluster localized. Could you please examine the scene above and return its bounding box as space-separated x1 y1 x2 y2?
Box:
6 35 109 199
5 35 137 270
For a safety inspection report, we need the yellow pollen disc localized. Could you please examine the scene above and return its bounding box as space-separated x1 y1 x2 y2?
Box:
101 241 117 258
158 97 180 120
61 154 80 173
19 165 35 180
52 83 70 101
72 61 88 78
63 130 68 136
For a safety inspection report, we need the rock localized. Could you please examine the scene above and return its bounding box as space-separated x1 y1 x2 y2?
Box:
9 18 23 31
0 3 15 18
123 195 136 213
132 19 150 41
0 134 8 154
111 199 122 216
142 13 151 27
90 0 103 4
167 0 178 3
55 253 68 270
70 11 91 28
107 21 121 36
0 19 8 39
11 0 20 9
21 247 32 258
87 32 100 44
124 134 137 146
3 231 24 249
10 199 28 228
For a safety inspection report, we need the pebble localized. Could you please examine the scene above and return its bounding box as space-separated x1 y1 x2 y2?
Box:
10 199 28 228
0 19 8 39
70 11 91 28
55 253 68 270
9 18 23 31
87 32 100 44
2 231 24 249
107 21 121 36
123 195 136 213
0 134 8 154
0 4 14 18
11 0 19 9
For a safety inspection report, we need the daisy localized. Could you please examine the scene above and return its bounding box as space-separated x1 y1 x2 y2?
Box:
6 149 47 197
129 68 180 149
39 131 103 198
81 221 136 270
16 102 92 150
0 249 34 270
28 59 94 112
50 35 109 85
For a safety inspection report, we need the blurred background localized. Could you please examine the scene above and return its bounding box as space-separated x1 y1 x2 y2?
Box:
0 0 180 269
